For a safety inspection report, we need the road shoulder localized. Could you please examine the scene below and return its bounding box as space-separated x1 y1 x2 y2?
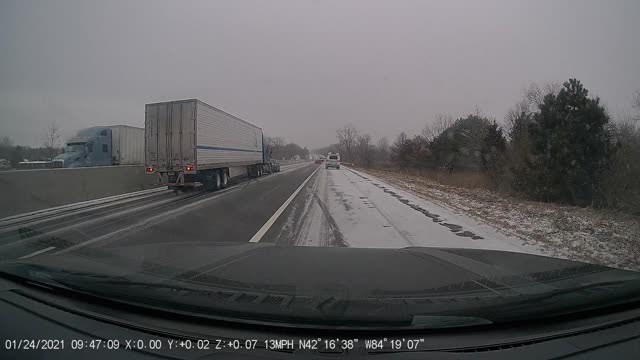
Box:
354 167 640 271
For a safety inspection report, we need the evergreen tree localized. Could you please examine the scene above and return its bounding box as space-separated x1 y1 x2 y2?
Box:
481 121 507 171
528 79 610 205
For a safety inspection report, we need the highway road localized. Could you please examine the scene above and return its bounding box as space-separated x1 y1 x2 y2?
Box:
0 162 536 261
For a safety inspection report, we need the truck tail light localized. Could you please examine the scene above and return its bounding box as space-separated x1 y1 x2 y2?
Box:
186 165 194 172
146 167 154 173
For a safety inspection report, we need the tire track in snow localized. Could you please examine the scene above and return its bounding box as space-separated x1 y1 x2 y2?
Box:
338 170 413 244
346 168 484 240
312 192 347 247
271 169 323 247
273 167 348 248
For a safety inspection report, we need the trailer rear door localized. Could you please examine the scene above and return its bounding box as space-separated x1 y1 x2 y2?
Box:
145 100 196 172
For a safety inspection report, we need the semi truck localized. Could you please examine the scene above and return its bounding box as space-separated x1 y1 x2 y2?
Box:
53 125 145 168
144 99 276 190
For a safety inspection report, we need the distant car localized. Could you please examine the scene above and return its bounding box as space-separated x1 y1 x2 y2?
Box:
0 159 11 169
270 159 280 172
315 159 323 164
326 153 340 169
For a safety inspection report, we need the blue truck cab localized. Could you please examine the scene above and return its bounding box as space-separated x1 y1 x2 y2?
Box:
54 127 114 168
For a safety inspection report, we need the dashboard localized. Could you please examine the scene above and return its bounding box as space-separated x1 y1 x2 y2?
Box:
2 276 640 359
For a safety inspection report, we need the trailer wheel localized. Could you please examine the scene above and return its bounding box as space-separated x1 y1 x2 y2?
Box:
220 169 228 188
213 171 221 190
205 171 221 191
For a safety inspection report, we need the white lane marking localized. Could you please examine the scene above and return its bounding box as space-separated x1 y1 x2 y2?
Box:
19 246 56 259
249 165 321 243
55 185 240 254
279 164 312 174
270 162 312 175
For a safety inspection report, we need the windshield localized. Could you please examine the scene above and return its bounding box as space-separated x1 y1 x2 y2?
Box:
65 142 86 153
1 0 639 355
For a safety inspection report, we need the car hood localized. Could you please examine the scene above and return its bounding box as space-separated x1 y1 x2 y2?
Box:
2 243 640 329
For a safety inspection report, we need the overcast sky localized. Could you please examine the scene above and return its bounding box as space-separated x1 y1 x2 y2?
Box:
1 0 639 148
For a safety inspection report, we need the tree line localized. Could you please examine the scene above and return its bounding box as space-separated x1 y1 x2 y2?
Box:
264 136 309 160
331 79 640 214
0 120 63 167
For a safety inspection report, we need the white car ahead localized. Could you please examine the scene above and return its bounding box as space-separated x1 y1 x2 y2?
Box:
326 153 340 169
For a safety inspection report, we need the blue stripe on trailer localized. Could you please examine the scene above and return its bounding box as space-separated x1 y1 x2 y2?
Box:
196 146 262 153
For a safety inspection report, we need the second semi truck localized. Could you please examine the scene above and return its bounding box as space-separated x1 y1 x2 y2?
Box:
145 99 276 190
49 125 144 168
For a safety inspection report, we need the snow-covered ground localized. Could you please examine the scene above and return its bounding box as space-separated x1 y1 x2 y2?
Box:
278 165 540 254
358 168 640 271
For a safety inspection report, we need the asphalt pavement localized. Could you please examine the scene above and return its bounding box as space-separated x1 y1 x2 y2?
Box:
0 162 317 260
261 165 534 253
0 161 536 261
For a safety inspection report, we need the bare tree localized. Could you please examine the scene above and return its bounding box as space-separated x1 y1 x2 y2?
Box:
390 132 411 168
633 89 640 120
523 82 561 109
0 136 13 147
505 82 560 139
601 114 640 212
377 137 389 151
272 136 285 148
422 113 453 142
374 136 390 166
265 136 285 148
42 120 61 160
264 136 274 147
356 133 372 166
505 102 530 141
336 124 358 162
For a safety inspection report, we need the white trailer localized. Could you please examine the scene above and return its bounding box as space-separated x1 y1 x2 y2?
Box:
145 99 268 190
111 125 145 165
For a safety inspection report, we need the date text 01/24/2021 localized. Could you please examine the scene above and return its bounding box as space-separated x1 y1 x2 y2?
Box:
4 338 425 351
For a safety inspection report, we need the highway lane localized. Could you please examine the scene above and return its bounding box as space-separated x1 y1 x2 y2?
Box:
0 161 538 261
95 162 319 250
261 165 537 253
0 162 317 260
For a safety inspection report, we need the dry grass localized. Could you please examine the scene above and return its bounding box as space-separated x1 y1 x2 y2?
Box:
393 168 493 190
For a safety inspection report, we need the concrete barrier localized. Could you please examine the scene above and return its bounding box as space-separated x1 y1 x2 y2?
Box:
0 160 312 218
0 166 159 218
